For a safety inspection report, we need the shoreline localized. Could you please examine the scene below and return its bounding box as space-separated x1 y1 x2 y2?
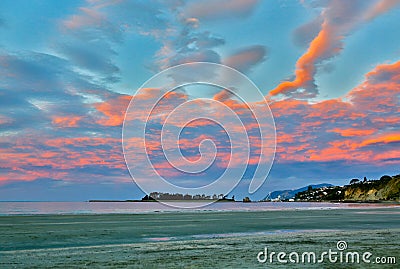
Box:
1 201 399 217
87 199 400 203
2 199 397 204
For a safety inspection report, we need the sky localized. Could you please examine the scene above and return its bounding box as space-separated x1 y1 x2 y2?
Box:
0 0 399 201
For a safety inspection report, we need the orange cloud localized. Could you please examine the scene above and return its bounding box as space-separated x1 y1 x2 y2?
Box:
347 60 400 114
52 116 82 127
361 134 400 146
270 21 338 97
365 60 400 80
213 90 232 102
95 95 131 126
270 99 308 117
44 137 121 148
269 1 399 98
308 147 373 163
328 128 376 137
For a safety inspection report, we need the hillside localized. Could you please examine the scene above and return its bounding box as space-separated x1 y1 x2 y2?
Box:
344 175 400 201
295 175 400 202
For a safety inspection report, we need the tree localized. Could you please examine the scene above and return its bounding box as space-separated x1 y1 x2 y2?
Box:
380 175 392 182
350 178 360 185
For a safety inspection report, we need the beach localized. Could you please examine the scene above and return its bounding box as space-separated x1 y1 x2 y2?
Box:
1 206 399 268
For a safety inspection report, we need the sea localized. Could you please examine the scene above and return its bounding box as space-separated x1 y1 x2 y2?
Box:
0 201 396 215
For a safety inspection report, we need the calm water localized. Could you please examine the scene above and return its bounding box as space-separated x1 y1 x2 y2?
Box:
0 201 397 215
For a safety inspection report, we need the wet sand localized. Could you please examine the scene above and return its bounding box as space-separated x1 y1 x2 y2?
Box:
1 207 399 268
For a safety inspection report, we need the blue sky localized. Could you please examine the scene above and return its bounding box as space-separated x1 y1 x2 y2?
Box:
0 0 399 201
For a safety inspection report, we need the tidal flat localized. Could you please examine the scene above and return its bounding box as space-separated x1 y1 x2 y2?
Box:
1 207 399 268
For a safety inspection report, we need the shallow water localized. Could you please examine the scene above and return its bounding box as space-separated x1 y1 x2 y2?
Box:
1 207 399 249
0 201 398 215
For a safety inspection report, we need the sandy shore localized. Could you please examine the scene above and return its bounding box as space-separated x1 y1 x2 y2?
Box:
1 208 399 268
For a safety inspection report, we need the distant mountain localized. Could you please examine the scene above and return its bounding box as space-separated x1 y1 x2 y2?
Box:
265 183 333 200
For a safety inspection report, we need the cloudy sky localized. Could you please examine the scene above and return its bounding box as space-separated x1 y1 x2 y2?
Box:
0 0 399 201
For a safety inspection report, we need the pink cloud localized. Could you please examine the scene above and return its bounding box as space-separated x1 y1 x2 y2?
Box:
272 60 400 164
363 0 400 21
